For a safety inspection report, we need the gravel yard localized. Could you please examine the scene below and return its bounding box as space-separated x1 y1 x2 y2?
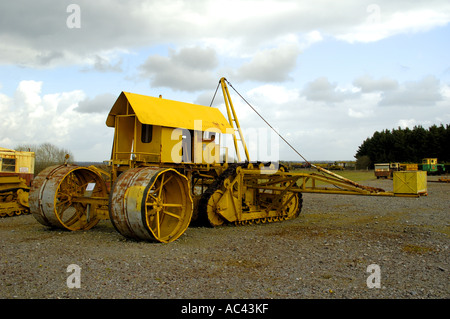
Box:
0 175 448 299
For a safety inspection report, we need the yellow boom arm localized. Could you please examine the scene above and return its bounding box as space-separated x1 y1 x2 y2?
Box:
220 77 250 162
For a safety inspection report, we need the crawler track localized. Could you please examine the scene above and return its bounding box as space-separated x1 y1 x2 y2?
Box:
197 163 303 227
0 182 30 217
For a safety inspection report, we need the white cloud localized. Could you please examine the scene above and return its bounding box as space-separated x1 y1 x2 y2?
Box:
76 93 117 113
1 1 448 69
235 44 300 82
397 119 417 129
302 30 323 48
81 53 124 73
378 75 443 106
139 46 218 91
15 81 43 110
0 81 113 161
247 84 299 104
302 77 360 103
348 108 369 119
353 75 399 93
336 6 450 43
234 43 301 82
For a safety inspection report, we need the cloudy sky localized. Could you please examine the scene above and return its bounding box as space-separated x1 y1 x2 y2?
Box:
1 0 449 162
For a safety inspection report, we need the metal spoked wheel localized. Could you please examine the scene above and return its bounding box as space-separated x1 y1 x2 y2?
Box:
282 192 302 220
205 190 225 227
30 165 108 231
109 167 193 243
144 170 193 242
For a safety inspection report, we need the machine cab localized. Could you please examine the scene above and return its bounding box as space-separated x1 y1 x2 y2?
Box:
0 147 35 186
106 92 232 166
422 158 437 165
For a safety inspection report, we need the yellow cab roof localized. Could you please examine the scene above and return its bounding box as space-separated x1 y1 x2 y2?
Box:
106 91 232 133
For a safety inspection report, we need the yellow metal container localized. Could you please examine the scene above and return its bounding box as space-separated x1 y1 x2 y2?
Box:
393 171 427 195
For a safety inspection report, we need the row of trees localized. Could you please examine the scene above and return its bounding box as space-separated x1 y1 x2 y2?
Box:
355 124 450 168
16 143 74 175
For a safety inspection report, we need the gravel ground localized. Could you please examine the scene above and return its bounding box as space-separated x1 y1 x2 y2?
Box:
0 175 448 299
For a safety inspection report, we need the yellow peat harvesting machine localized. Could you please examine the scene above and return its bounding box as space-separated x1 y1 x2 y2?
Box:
29 78 426 243
0 147 35 217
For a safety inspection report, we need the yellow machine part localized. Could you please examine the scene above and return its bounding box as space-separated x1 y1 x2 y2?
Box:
196 164 302 227
29 164 193 244
26 78 428 243
29 165 109 231
0 176 30 217
106 91 232 166
106 91 232 133
109 167 193 243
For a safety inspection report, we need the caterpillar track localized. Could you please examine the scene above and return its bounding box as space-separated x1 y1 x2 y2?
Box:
197 163 303 227
0 176 30 217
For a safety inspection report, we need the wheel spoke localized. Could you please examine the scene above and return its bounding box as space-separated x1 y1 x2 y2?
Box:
207 191 221 208
147 192 157 202
57 200 72 219
64 205 86 227
155 211 161 238
145 198 158 206
205 190 225 227
160 174 174 188
162 203 183 208
56 199 71 212
56 196 71 207
157 174 165 199
162 210 181 220
57 191 71 198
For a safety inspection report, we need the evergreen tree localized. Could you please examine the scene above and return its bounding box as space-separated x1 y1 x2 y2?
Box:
355 124 449 167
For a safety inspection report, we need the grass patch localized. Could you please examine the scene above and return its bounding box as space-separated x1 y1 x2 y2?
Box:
402 244 435 254
224 258 267 269
290 169 376 187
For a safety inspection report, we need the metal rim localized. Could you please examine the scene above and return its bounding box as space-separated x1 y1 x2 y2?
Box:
53 167 106 230
109 167 193 243
283 192 302 219
30 165 107 231
205 190 225 227
142 169 193 242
